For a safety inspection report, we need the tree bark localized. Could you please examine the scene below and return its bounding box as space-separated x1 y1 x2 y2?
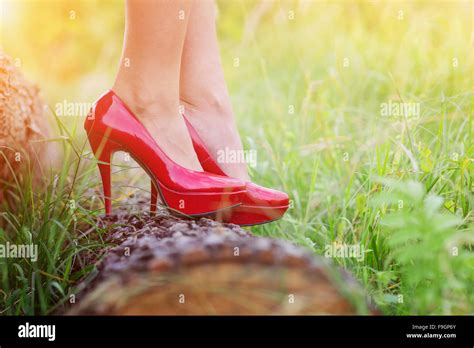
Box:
68 193 377 315
0 50 58 203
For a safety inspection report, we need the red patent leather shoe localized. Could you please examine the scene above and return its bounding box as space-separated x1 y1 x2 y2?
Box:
85 90 246 217
151 115 289 226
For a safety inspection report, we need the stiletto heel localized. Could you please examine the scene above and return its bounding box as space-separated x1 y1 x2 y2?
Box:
97 161 112 215
150 181 158 213
87 134 119 216
183 115 289 226
84 90 245 216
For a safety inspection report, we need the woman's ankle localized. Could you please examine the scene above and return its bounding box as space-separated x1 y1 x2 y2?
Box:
113 80 180 120
180 87 233 120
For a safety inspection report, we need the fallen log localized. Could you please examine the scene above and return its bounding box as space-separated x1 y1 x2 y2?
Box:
0 50 59 203
68 193 376 315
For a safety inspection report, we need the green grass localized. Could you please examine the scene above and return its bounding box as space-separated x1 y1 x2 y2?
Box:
1 0 473 315
226 0 473 314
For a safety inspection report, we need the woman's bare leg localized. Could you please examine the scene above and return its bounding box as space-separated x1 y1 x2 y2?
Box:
180 0 250 181
113 0 202 171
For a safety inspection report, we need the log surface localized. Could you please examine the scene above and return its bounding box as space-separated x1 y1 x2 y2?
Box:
69 193 375 315
0 50 58 202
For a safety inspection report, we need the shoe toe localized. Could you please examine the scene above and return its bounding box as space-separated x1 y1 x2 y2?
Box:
243 182 289 207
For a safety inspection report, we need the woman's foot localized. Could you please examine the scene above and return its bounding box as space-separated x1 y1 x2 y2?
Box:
112 0 201 172
180 92 250 182
181 115 289 226
179 0 250 182
113 84 203 172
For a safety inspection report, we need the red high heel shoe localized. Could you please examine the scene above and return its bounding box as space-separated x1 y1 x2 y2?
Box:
151 115 289 226
85 90 246 217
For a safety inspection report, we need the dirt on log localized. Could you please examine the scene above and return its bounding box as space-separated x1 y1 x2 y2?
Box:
68 193 376 315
